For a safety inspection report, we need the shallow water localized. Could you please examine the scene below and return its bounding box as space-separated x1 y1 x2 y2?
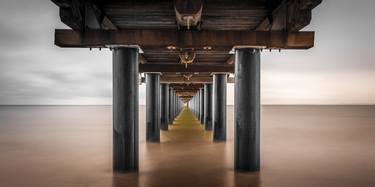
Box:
0 105 375 187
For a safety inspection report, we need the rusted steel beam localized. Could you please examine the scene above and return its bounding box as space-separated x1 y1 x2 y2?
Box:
55 29 315 49
141 76 234 84
175 90 199 95
174 89 200 92
161 76 212 84
176 90 197 93
169 83 205 90
155 76 234 84
140 64 234 73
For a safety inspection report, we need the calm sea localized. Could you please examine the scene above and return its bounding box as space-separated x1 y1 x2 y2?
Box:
0 105 374 187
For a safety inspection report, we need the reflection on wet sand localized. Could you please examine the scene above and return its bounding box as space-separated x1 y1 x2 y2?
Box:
0 105 375 187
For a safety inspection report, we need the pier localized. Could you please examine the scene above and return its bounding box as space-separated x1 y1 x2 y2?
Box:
51 0 322 173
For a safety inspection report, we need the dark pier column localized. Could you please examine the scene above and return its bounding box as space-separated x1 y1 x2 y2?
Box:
178 96 181 113
195 95 197 117
113 47 139 172
213 74 227 142
177 97 181 112
171 91 175 119
204 84 213 130
192 96 195 116
189 97 193 111
169 88 174 124
177 95 180 114
234 48 261 172
173 91 177 119
195 92 198 118
196 92 199 118
174 92 177 117
175 95 178 115
160 83 169 131
200 88 205 124
190 96 195 114
188 99 190 110
146 73 161 142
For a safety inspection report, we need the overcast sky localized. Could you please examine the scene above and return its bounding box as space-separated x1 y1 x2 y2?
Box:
0 0 374 105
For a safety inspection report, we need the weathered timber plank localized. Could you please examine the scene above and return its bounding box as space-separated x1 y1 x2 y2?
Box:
55 29 314 49
162 76 234 84
139 64 234 73
141 76 234 84
169 83 205 90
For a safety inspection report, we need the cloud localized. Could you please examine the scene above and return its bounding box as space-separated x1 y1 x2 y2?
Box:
0 0 374 105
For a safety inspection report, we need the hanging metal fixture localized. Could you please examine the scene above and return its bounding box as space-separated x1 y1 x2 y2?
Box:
183 74 193 81
179 49 196 68
174 0 203 30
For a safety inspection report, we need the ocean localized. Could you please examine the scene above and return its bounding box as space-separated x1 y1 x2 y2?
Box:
0 105 374 187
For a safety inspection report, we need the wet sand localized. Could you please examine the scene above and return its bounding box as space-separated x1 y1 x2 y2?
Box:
0 105 375 187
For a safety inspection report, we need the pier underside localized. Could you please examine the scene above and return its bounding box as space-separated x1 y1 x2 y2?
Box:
51 0 322 173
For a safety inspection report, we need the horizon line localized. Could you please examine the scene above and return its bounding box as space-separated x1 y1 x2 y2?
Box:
1 104 375 107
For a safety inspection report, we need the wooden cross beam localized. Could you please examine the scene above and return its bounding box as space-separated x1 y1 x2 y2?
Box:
161 76 234 84
55 29 314 49
140 76 234 84
175 91 199 97
140 64 234 73
169 83 205 90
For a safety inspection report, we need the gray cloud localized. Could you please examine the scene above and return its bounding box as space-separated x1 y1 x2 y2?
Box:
0 0 374 104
